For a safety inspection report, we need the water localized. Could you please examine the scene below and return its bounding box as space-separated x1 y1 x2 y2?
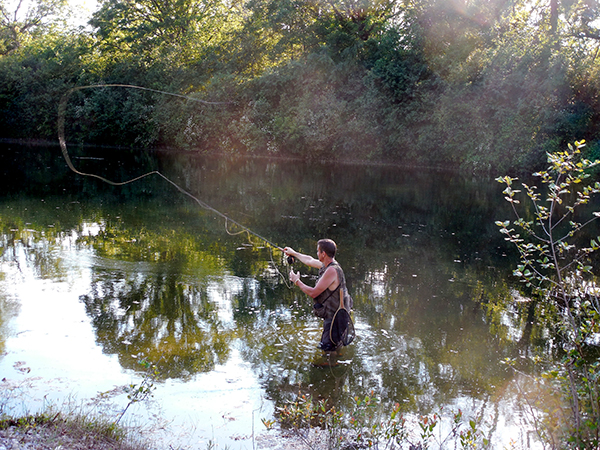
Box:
0 144 545 448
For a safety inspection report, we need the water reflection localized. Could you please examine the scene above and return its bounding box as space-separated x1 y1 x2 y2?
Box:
80 266 234 378
0 280 19 357
0 145 578 446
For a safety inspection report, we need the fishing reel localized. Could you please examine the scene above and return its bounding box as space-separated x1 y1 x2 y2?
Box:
287 255 295 265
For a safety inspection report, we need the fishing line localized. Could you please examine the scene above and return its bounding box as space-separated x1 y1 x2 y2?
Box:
58 84 293 284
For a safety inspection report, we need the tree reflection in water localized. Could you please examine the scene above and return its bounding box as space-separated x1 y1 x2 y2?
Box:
80 267 232 379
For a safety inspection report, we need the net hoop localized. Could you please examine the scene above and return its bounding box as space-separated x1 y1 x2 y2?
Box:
330 307 355 347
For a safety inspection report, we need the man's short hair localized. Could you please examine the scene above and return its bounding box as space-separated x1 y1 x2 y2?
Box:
318 239 337 258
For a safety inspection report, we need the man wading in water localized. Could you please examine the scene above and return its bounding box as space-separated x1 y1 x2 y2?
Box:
284 239 352 351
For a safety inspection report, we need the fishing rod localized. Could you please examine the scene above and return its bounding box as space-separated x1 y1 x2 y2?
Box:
58 84 296 265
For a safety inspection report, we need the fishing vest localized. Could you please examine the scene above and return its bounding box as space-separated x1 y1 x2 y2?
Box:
313 260 352 319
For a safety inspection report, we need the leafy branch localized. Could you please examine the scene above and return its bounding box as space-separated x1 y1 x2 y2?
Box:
114 358 159 425
495 140 600 306
496 140 600 448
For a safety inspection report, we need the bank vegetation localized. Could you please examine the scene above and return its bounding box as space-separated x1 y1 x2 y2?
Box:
0 0 599 172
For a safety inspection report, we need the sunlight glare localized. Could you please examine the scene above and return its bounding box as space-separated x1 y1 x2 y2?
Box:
70 0 99 27
3 0 99 27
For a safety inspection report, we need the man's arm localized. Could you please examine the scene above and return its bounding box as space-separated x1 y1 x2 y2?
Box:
283 247 323 269
290 266 337 299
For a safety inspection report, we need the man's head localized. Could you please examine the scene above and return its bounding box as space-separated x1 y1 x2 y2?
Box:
317 239 337 258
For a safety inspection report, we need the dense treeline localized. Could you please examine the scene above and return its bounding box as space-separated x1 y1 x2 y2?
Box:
1 0 599 171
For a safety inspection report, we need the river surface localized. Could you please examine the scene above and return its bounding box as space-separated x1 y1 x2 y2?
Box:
0 143 549 448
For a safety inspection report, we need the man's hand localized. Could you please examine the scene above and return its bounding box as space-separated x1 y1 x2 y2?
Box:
283 246 322 269
289 269 300 285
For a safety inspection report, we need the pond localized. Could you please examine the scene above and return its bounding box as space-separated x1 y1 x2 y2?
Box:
0 143 546 448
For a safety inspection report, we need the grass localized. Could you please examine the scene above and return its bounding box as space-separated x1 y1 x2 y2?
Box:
0 409 150 450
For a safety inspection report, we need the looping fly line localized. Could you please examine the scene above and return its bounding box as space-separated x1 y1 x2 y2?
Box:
58 84 291 281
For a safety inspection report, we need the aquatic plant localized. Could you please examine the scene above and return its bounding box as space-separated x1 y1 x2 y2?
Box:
115 358 160 425
270 391 487 449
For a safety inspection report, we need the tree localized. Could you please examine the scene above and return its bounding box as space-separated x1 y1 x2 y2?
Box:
565 0 600 42
89 0 241 64
0 0 67 54
231 0 404 71
496 140 600 447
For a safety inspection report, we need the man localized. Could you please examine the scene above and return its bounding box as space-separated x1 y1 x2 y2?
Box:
284 239 352 351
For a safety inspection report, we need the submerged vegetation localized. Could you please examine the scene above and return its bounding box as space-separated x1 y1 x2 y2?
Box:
0 0 599 171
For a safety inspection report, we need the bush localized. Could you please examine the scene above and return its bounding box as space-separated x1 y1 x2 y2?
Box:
496 140 600 448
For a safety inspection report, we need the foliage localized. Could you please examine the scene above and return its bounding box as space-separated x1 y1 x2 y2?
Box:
2 0 600 169
271 391 488 449
496 141 600 298
115 359 159 425
496 140 600 448
0 0 68 55
89 0 242 66
0 30 112 141
0 409 148 449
